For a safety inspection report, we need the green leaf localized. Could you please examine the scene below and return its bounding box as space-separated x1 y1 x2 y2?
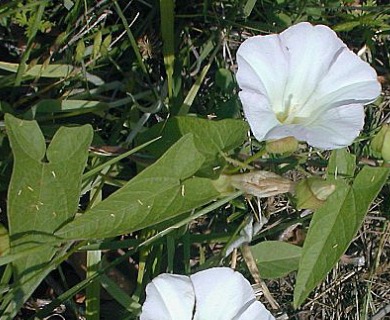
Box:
0 61 73 77
93 30 102 60
215 97 241 119
2 114 93 317
250 241 301 279
294 166 389 308
243 0 257 18
0 223 10 256
0 61 103 85
177 43 220 116
101 35 112 56
333 20 369 32
215 68 234 92
64 0 74 10
139 116 249 177
75 40 86 63
327 148 356 179
32 99 108 113
56 134 220 240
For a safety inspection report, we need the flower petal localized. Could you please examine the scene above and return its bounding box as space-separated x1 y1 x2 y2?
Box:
238 91 279 141
266 103 364 149
236 33 288 112
140 274 195 320
265 123 309 142
191 267 260 320
279 22 347 111
236 301 276 320
305 103 365 149
308 46 381 109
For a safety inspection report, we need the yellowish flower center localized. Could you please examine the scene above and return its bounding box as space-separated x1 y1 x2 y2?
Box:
276 94 308 125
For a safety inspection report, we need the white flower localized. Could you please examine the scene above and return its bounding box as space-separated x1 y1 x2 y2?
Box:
140 267 275 320
236 22 381 149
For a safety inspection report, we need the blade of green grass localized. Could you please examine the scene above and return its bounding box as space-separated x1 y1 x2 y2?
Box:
113 1 153 90
100 274 141 314
14 2 46 86
86 250 101 320
166 235 175 273
243 0 257 17
85 185 103 320
160 0 175 98
82 136 161 180
177 42 220 116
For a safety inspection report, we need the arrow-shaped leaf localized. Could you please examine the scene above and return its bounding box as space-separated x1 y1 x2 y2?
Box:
294 166 389 308
2 114 92 317
138 116 249 178
56 134 220 240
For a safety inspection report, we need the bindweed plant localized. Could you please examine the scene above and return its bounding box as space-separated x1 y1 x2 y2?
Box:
0 1 389 319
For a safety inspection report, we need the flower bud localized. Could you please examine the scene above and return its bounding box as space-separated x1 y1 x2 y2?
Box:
371 124 390 162
295 177 336 210
229 170 295 198
266 136 298 155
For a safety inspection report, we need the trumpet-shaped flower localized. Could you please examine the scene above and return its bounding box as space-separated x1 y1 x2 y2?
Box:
140 267 275 320
236 22 381 149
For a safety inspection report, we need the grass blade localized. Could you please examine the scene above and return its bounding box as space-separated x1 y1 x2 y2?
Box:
160 0 175 98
